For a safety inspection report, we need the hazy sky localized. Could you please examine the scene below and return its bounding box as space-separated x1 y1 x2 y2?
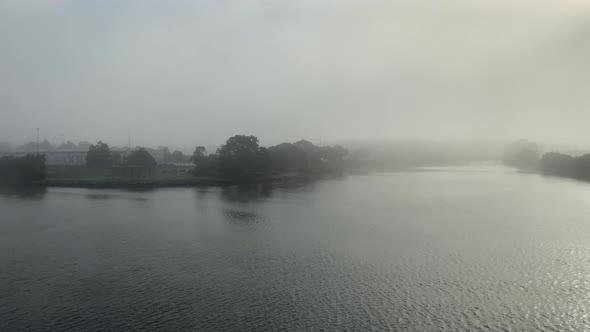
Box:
1 0 589 150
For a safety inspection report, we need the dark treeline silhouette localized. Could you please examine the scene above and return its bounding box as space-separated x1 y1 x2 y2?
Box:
216 135 270 176
126 149 157 168
86 141 113 168
190 135 348 178
0 135 349 186
0 154 46 185
158 146 189 164
502 140 590 182
86 141 156 168
540 152 590 181
81 135 348 179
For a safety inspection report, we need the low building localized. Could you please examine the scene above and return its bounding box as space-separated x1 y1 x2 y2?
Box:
0 147 166 167
0 149 87 166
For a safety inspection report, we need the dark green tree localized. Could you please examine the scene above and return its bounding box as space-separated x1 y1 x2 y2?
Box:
319 145 348 167
192 146 207 159
170 150 185 163
573 154 590 181
126 149 157 168
191 146 216 175
217 135 271 176
540 152 574 177
0 154 46 185
86 141 112 168
268 143 308 173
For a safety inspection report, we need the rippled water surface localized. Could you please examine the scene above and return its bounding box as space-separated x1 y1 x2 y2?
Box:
2 166 590 331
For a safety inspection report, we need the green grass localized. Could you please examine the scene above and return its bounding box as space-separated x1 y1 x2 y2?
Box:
47 168 119 181
48 168 197 181
44 167 292 188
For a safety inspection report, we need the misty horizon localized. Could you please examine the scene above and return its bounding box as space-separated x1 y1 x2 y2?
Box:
4 2 590 330
2 1 590 149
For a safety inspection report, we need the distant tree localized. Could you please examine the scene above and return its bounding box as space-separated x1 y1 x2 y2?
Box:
503 140 539 170
540 152 574 177
126 149 157 168
191 146 215 175
573 154 590 181
86 141 112 168
170 150 185 163
0 154 46 185
268 143 308 173
192 146 207 159
319 145 348 167
59 141 77 149
293 140 316 155
253 147 272 174
292 140 348 170
193 155 218 176
217 135 271 176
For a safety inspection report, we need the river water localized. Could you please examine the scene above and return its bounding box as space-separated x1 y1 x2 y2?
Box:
2 166 590 331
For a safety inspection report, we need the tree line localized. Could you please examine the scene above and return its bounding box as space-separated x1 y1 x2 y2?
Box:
0 154 46 185
503 140 590 181
190 135 348 177
83 135 349 177
86 142 156 168
0 135 349 184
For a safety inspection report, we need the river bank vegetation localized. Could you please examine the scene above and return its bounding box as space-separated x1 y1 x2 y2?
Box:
0 154 46 185
0 135 349 187
503 140 590 181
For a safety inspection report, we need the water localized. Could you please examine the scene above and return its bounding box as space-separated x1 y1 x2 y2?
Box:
2 166 590 331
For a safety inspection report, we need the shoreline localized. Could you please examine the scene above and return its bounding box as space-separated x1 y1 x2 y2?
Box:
39 175 294 189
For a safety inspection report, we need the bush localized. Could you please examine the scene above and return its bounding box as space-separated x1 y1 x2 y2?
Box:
0 154 46 185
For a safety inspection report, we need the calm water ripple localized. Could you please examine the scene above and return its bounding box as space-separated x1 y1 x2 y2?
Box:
2 166 590 331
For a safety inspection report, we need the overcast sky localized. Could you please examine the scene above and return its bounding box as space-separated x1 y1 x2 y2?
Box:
1 0 589 150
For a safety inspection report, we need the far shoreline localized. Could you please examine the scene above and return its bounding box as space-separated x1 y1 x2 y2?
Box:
38 174 296 189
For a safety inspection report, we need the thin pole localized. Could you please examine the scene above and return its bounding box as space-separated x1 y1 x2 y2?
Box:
36 128 40 154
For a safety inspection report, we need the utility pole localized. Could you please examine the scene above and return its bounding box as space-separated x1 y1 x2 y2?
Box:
61 133 64 146
36 128 40 154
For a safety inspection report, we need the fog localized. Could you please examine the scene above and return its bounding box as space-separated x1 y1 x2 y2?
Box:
1 0 589 150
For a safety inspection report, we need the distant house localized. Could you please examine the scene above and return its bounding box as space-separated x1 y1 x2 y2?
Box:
0 146 170 167
0 149 87 166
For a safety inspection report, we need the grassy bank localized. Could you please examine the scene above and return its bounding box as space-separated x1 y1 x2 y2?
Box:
43 167 293 188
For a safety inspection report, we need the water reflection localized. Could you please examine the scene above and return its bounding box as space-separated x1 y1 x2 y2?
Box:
85 193 111 200
4 168 590 331
0 186 47 200
219 183 273 203
222 208 266 228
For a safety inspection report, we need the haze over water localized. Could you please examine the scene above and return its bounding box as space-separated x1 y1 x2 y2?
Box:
2 166 590 331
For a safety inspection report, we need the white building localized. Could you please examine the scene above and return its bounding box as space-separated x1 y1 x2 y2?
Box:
0 149 87 166
0 146 167 166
